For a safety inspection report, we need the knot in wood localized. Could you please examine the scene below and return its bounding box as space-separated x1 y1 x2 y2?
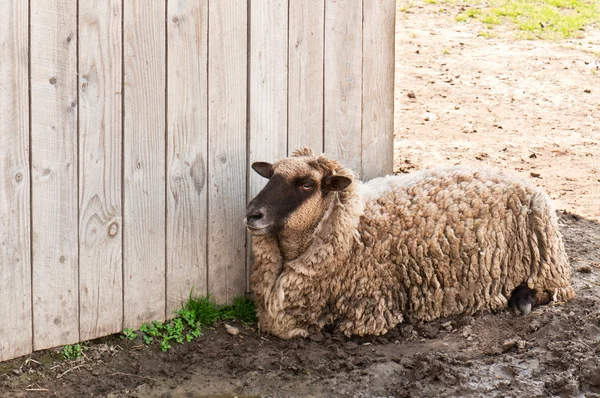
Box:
108 222 119 237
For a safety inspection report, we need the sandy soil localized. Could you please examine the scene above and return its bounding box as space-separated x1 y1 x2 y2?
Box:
1 3 599 397
393 2 600 222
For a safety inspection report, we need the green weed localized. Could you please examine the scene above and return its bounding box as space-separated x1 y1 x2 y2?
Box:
120 328 137 341
123 294 256 352
61 344 85 360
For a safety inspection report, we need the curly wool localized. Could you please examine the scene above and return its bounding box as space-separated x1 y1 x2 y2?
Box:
250 154 575 339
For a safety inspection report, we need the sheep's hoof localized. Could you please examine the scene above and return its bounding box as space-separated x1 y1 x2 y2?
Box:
509 284 536 315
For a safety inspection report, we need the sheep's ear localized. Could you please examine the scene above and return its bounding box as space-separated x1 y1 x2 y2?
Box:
252 162 274 179
322 175 352 192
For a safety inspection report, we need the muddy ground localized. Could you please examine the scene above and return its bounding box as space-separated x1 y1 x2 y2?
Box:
2 2 600 397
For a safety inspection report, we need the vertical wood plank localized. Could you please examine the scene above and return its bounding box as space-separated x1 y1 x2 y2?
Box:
166 0 208 315
123 1 166 327
361 0 395 181
0 0 32 361
248 0 288 199
208 0 247 304
324 0 363 176
247 0 288 292
78 0 123 340
287 0 324 154
30 0 79 350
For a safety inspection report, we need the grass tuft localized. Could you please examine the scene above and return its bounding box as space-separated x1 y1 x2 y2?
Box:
220 296 259 325
436 0 600 40
121 293 257 352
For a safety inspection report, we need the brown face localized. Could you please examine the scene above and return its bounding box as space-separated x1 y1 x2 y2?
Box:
245 157 352 236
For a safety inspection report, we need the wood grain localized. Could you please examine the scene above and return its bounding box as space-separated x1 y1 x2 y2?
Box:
324 0 363 176
123 1 166 327
361 0 395 181
208 0 247 304
248 0 288 198
78 0 123 340
288 0 324 154
247 0 289 292
0 0 32 361
30 0 79 350
166 0 208 315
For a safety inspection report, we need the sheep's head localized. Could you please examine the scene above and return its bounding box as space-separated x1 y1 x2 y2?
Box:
245 148 352 236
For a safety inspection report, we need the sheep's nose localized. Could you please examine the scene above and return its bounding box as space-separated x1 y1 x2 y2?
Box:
246 208 265 221
245 206 265 224
245 203 272 234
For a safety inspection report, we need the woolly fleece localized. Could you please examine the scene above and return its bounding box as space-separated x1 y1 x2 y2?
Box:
250 149 575 338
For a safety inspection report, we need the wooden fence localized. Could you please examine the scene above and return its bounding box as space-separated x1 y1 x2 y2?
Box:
0 0 395 362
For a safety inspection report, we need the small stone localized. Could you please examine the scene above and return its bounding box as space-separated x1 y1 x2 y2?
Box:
422 112 436 122
461 122 476 134
441 321 453 331
407 91 416 99
584 89 591 93
530 172 541 178
224 324 239 336
502 338 526 352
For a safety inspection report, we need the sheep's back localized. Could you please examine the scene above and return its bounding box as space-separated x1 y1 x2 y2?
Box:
353 167 567 324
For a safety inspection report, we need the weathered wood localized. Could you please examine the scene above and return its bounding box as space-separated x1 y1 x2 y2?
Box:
248 0 288 199
247 0 288 291
123 1 166 327
166 0 208 315
0 0 397 363
30 0 79 350
208 0 247 304
361 0 395 181
0 0 32 361
78 0 123 340
288 0 324 154
324 0 363 176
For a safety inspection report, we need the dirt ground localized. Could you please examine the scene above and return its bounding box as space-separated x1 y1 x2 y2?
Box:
2 3 600 397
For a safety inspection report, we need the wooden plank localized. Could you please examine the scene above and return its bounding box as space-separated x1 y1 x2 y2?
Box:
324 0 363 176
0 0 32 361
78 0 123 340
249 0 287 198
166 0 208 315
123 1 166 327
247 0 288 293
208 0 247 304
30 0 79 350
361 0 395 181
287 0 324 154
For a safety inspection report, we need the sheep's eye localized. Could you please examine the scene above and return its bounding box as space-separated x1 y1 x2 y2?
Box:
300 181 315 191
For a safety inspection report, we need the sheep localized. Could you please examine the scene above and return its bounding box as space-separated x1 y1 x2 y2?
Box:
246 147 575 339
